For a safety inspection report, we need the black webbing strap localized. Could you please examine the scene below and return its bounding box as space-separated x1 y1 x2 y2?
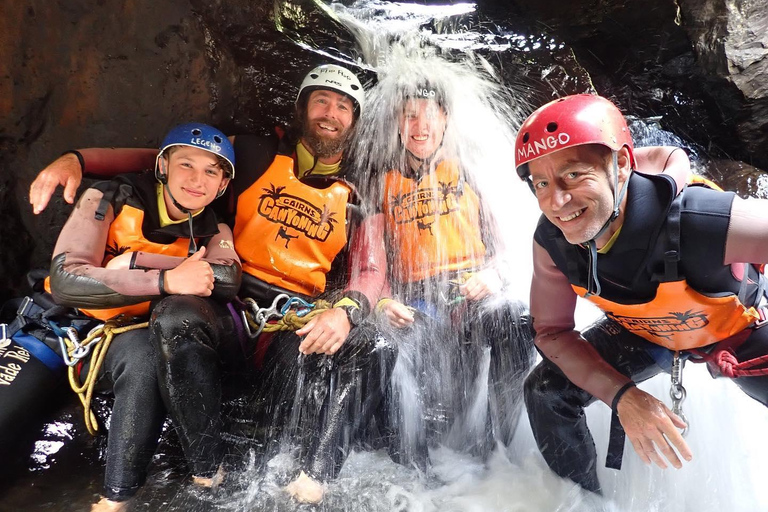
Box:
605 381 637 470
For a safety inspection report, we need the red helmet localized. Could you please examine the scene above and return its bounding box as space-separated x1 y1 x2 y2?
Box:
515 94 635 181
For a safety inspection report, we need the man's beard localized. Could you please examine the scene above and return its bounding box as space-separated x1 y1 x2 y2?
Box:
301 116 354 158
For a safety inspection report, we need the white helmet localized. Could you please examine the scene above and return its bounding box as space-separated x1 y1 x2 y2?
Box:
296 64 365 117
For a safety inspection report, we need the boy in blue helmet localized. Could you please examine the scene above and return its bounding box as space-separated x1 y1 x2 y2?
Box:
31 64 392 505
48 123 241 512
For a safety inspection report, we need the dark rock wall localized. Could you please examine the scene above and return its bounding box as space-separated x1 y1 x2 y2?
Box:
1 0 237 302
2 0 767 302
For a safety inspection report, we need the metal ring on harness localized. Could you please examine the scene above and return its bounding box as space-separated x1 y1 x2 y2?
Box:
241 294 291 338
670 351 689 436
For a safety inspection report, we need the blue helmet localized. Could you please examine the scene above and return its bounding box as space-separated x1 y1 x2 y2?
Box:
155 123 235 181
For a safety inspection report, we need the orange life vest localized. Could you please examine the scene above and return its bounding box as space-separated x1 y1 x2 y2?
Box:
569 175 761 351
573 280 761 351
80 204 191 321
382 160 486 283
233 154 351 296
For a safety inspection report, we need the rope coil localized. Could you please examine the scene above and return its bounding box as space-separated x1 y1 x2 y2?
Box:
241 295 332 338
62 320 149 435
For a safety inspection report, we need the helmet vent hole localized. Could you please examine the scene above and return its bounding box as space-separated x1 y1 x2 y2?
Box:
351 84 360 90
546 122 558 133
522 132 530 143
214 135 222 143
192 128 202 136
310 73 319 79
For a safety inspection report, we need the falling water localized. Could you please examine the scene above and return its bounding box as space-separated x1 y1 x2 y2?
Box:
4 2 768 511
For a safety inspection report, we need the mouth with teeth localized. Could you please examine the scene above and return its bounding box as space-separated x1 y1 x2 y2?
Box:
558 208 585 222
314 118 342 136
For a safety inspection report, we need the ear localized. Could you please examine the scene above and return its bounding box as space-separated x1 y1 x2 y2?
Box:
616 147 632 181
217 177 231 197
156 154 170 184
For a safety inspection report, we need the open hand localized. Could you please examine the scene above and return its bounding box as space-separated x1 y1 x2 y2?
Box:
30 153 83 214
297 308 351 356
617 386 693 469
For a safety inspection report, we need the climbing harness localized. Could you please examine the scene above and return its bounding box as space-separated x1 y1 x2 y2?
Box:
240 295 331 338
669 351 689 436
60 319 149 435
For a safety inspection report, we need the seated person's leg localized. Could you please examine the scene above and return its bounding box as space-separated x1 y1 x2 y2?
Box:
94 328 165 510
149 295 226 482
470 298 536 447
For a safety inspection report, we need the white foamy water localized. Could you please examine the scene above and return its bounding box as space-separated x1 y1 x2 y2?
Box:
209 3 768 511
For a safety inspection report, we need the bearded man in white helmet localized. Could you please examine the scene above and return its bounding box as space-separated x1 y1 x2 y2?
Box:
29 64 393 504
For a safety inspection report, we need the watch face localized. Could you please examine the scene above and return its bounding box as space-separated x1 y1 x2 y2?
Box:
345 306 362 326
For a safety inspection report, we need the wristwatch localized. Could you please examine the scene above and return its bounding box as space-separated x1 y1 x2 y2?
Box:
339 304 363 328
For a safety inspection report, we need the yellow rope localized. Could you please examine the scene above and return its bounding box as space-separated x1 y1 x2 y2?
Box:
65 321 149 436
245 299 332 334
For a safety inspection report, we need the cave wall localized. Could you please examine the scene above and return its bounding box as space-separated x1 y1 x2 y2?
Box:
2 0 768 302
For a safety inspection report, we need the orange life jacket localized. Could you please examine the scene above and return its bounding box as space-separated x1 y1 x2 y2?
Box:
382 160 486 283
80 204 191 321
566 175 763 351
233 154 351 296
573 280 761 351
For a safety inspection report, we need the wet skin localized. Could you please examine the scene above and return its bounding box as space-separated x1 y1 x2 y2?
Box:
398 98 447 164
528 145 631 247
301 89 355 163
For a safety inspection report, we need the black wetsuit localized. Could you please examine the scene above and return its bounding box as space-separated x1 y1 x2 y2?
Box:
227 134 394 482
49 173 240 500
525 172 768 492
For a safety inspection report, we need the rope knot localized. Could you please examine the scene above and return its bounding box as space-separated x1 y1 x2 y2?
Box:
714 349 738 378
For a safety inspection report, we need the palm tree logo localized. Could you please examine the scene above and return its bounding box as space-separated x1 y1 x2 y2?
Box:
319 204 338 234
261 184 285 201
105 240 131 258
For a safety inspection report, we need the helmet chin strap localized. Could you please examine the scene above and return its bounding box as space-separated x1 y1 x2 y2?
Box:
582 150 629 297
158 158 198 256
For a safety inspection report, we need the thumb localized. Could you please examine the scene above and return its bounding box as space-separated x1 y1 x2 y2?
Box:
296 316 317 336
188 246 206 261
63 176 79 204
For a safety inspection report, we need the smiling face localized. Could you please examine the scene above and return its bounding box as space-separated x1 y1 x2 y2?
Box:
300 89 355 161
528 144 631 246
399 98 447 162
162 146 229 220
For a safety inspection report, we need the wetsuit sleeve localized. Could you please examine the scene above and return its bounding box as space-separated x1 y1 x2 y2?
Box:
531 240 633 406
49 188 163 309
724 196 768 265
342 212 387 316
79 148 159 177
204 222 242 302
634 146 690 192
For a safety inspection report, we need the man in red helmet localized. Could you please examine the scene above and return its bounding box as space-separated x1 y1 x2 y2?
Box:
516 94 768 493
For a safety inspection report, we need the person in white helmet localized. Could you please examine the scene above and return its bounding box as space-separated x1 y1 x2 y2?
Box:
27 64 393 504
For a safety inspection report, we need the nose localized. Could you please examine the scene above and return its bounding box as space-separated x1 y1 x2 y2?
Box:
549 185 571 210
415 114 430 133
189 168 203 185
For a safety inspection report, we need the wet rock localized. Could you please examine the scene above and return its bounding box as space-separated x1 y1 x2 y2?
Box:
3 0 768 300
678 0 768 166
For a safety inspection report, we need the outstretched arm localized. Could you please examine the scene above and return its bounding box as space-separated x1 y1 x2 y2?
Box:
30 148 158 214
634 146 691 191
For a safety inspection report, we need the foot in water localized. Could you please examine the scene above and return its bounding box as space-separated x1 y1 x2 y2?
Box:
90 497 131 512
285 470 325 503
192 464 225 489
